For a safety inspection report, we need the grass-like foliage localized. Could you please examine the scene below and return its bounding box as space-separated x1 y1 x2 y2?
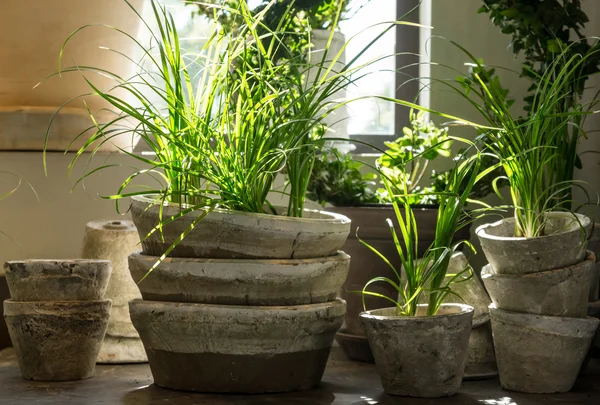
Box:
447 42 600 237
358 143 492 317
44 0 436 221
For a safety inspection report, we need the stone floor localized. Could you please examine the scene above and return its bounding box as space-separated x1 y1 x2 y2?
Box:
0 347 599 405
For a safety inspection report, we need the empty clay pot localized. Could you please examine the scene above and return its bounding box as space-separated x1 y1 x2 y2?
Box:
482 251 596 318
489 305 599 393
130 298 345 393
476 213 591 275
128 251 349 306
4 299 111 381
130 195 350 259
360 304 474 397
4 259 112 301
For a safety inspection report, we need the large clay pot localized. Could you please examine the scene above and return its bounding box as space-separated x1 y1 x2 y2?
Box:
476 213 592 274
130 298 345 393
489 305 599 393
0 0 145 151
131 195 350 259
360 304 474 397
129 251 350 306
329 205 471 360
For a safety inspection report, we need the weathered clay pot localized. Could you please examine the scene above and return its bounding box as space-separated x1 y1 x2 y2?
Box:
129 298 345 393
328 205 471 361
489 305 599 393
476 213 591 274
0 275 10 349
0 0 145 151
586 223 600 301
360 304 474 397
482 251 596 318
4 299 111 381
81 220 146 363
129 251 349 305
131 195 350 259
4 259 111 301
464 317 497 380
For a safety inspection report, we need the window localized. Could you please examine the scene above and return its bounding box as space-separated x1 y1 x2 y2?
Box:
139 0 423 153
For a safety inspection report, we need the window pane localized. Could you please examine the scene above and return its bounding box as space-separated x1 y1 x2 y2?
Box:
339 0 396 136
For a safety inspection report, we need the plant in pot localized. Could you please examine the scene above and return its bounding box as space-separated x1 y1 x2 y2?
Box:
358 144 487 397
307 111 495 377
452 42 600 393
45 0 431 393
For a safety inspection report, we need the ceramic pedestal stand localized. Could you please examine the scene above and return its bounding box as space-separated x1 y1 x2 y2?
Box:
82 220 146 363
3 260 112 381
477 213 599 393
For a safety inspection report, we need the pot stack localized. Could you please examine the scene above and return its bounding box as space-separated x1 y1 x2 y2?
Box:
127 195 351 393
3 260 112 381
477 213 600 393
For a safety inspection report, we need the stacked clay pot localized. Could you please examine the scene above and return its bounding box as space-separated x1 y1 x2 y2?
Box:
128 195 351 393
477 213 600 393
3 260 112 381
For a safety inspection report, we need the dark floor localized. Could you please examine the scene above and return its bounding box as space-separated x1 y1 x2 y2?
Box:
1 348 599 405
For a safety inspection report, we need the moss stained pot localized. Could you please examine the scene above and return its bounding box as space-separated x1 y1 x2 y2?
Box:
482 251 596 318
131 195 350 260
4 300 111 381
328 205 471 362
129 298 345 393
360 304 474 397
476 213 592 275
489 305 599 393
129 251 349 306
4 259 112 301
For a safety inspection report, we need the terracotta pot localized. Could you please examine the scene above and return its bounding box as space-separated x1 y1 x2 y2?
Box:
4 260 112 301
328 205 471 339
129 251 350 306
131 195 351 259
476 213 592 275
130 298 345 393
490 305 599 393
0 0 145 151
360 304 474 397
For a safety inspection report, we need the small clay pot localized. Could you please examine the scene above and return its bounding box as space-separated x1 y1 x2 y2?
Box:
476 213 591 275
360 304 474 397
490 305 599 393
128 252 349 306
482 251 596 318
129 298 345 393
4 299 111 381
4 259 111 301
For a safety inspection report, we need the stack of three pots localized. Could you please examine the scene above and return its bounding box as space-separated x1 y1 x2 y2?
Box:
477 213 600 393
127 195 351 393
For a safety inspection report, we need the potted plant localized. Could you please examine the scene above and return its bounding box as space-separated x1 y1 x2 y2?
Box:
358 145 486 397
0 0 145 152
46 0 434 393
452 42 600 393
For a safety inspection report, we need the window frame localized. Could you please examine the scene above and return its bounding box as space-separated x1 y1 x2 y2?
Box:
349 0 422 154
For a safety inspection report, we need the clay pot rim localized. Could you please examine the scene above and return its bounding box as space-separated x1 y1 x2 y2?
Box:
130 250 350 265
330 203 439 210
475 212 591 242
129 298 346 323
359 303 474 323
133 194 350 225
489 304 600 334
481 250 596 280
4 259 112 273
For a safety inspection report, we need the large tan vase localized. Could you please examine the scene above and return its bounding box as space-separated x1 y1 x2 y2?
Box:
0 0 145 151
